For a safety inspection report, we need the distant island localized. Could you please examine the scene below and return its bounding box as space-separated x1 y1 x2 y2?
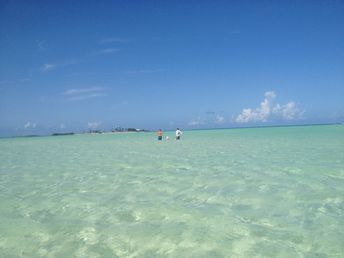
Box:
111 127 149 133
51 127 149 136
52 132 75 136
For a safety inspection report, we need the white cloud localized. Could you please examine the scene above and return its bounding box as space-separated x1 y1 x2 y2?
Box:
97 48 120 54
92 48 121 56
188 116 206 126
24 121 37 129
41 63 55 71
36 40 47 50
88 122 101 130
189 112 226 126
67 93 106 101
40 59 79 72
215 115 225 124
279 101 304 120
63 87 105 96
63 87 106 101
236 91 304 123
264 91 276 99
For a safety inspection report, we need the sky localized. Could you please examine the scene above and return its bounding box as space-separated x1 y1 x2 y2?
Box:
0 0 343 136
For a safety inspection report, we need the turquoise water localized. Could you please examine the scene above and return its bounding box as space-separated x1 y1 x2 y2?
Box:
0 125 344 257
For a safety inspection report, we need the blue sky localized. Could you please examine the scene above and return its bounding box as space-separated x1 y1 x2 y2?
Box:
1 1 343 136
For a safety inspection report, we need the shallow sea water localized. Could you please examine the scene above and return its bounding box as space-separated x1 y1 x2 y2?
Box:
0 125 344 257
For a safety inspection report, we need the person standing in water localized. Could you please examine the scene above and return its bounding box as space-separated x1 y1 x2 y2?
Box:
157 129 163 141
175 128 182 140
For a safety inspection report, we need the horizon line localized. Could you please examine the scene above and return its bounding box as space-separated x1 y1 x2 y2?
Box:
1 122 342 139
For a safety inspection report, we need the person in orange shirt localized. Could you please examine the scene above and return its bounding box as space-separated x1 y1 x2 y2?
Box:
156 129 163 141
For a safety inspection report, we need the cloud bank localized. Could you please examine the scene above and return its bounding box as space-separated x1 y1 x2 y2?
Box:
236 91 304 123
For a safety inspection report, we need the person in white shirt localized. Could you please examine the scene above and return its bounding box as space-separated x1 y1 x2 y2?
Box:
175 128 182 140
